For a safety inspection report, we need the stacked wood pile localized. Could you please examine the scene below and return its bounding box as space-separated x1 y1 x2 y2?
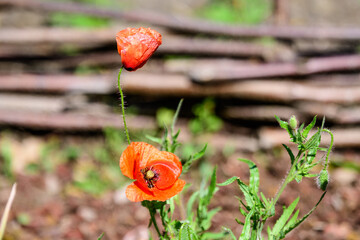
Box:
1 0 360 150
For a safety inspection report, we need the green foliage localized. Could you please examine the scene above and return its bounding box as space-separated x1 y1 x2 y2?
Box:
0 141 13 180
16 213 31 226
50 13 110 28
157 108 175 128
189 98 223 135
219 116 333 239
197 0 272 25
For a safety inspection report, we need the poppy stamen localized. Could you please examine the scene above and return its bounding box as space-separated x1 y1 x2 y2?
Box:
141 168 158 189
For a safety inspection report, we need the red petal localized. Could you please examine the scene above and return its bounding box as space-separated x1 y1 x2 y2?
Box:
125 179 186 202
119 142 158 179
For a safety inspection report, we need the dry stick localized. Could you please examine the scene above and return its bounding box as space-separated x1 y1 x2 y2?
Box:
190 54 360 82
0 183 17 240
3 0 360 40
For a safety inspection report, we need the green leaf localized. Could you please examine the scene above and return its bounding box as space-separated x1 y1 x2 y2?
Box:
282 144 295 165
171 99 183 134
303 116 317 139
146 135 163 145
97 232 104 240
217 176 238 186
240 208 255 240
182 144 207 173
281 192 327 238
260 192 270 207
238 158 259 194
222 227 237 240
178 222 198 240
201 230 229 239
283 209 299 232
304 131 321 151
201 207 221 230
187 192 199 220
271 197 299 237
237 179 254 208
275 115 296 142
205 166 218 205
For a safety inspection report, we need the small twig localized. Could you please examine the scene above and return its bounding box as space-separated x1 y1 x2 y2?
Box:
0 183 17 240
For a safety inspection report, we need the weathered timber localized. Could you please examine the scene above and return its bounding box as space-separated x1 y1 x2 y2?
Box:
190 55 360 82
3 0 360 41
2 73 360 104
0 28 293 61
0 93 66 113
0 110 156 131
222 106 302 122
0 74 115 94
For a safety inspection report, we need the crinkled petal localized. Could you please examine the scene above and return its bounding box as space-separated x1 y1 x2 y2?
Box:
125 179 186 202
120 142 158 179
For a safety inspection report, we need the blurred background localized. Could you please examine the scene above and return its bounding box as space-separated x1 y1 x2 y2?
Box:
0 0 359 239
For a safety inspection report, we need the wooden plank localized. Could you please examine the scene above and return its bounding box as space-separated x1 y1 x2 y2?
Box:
3 0 360 41
0 110 155 131
0 28 293 60
2 73 360 104
190 55 360 82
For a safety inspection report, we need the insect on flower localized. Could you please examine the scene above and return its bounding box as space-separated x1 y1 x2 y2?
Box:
116 27 162 71
120 142 185 202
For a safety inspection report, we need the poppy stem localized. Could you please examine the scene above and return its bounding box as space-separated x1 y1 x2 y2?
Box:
149 208 162 237
117 67 131 145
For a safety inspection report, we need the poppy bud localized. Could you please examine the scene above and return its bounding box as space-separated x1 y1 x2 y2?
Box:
116 27 162 71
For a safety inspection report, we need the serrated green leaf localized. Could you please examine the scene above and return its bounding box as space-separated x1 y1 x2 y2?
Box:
283 209 299 232
303 116 317 139
295 174 303 183
237 179 254 208
282 192 326 237
260 192 270 207
271 197 299 237
240 208 255 240
179 222 198 240
275 115 296 142
304 130 321 150
217 176 238 186
238 158 259 194
182 144 207 173
282 144 295 165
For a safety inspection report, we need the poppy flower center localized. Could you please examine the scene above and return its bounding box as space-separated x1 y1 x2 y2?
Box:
140 167 158 189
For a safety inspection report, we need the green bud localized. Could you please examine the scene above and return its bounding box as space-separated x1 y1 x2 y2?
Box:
288 115 298 130
317 169 329 191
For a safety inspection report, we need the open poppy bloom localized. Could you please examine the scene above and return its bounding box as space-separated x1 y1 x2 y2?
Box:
116 27 162 71
120 142 185 202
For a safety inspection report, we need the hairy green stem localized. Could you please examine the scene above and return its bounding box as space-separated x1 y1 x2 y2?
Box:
268 151 303 213
117 67 131 145
149 208 162 238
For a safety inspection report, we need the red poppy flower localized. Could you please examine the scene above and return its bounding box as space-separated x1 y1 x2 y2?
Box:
116 27 162 71
120 142 185 202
